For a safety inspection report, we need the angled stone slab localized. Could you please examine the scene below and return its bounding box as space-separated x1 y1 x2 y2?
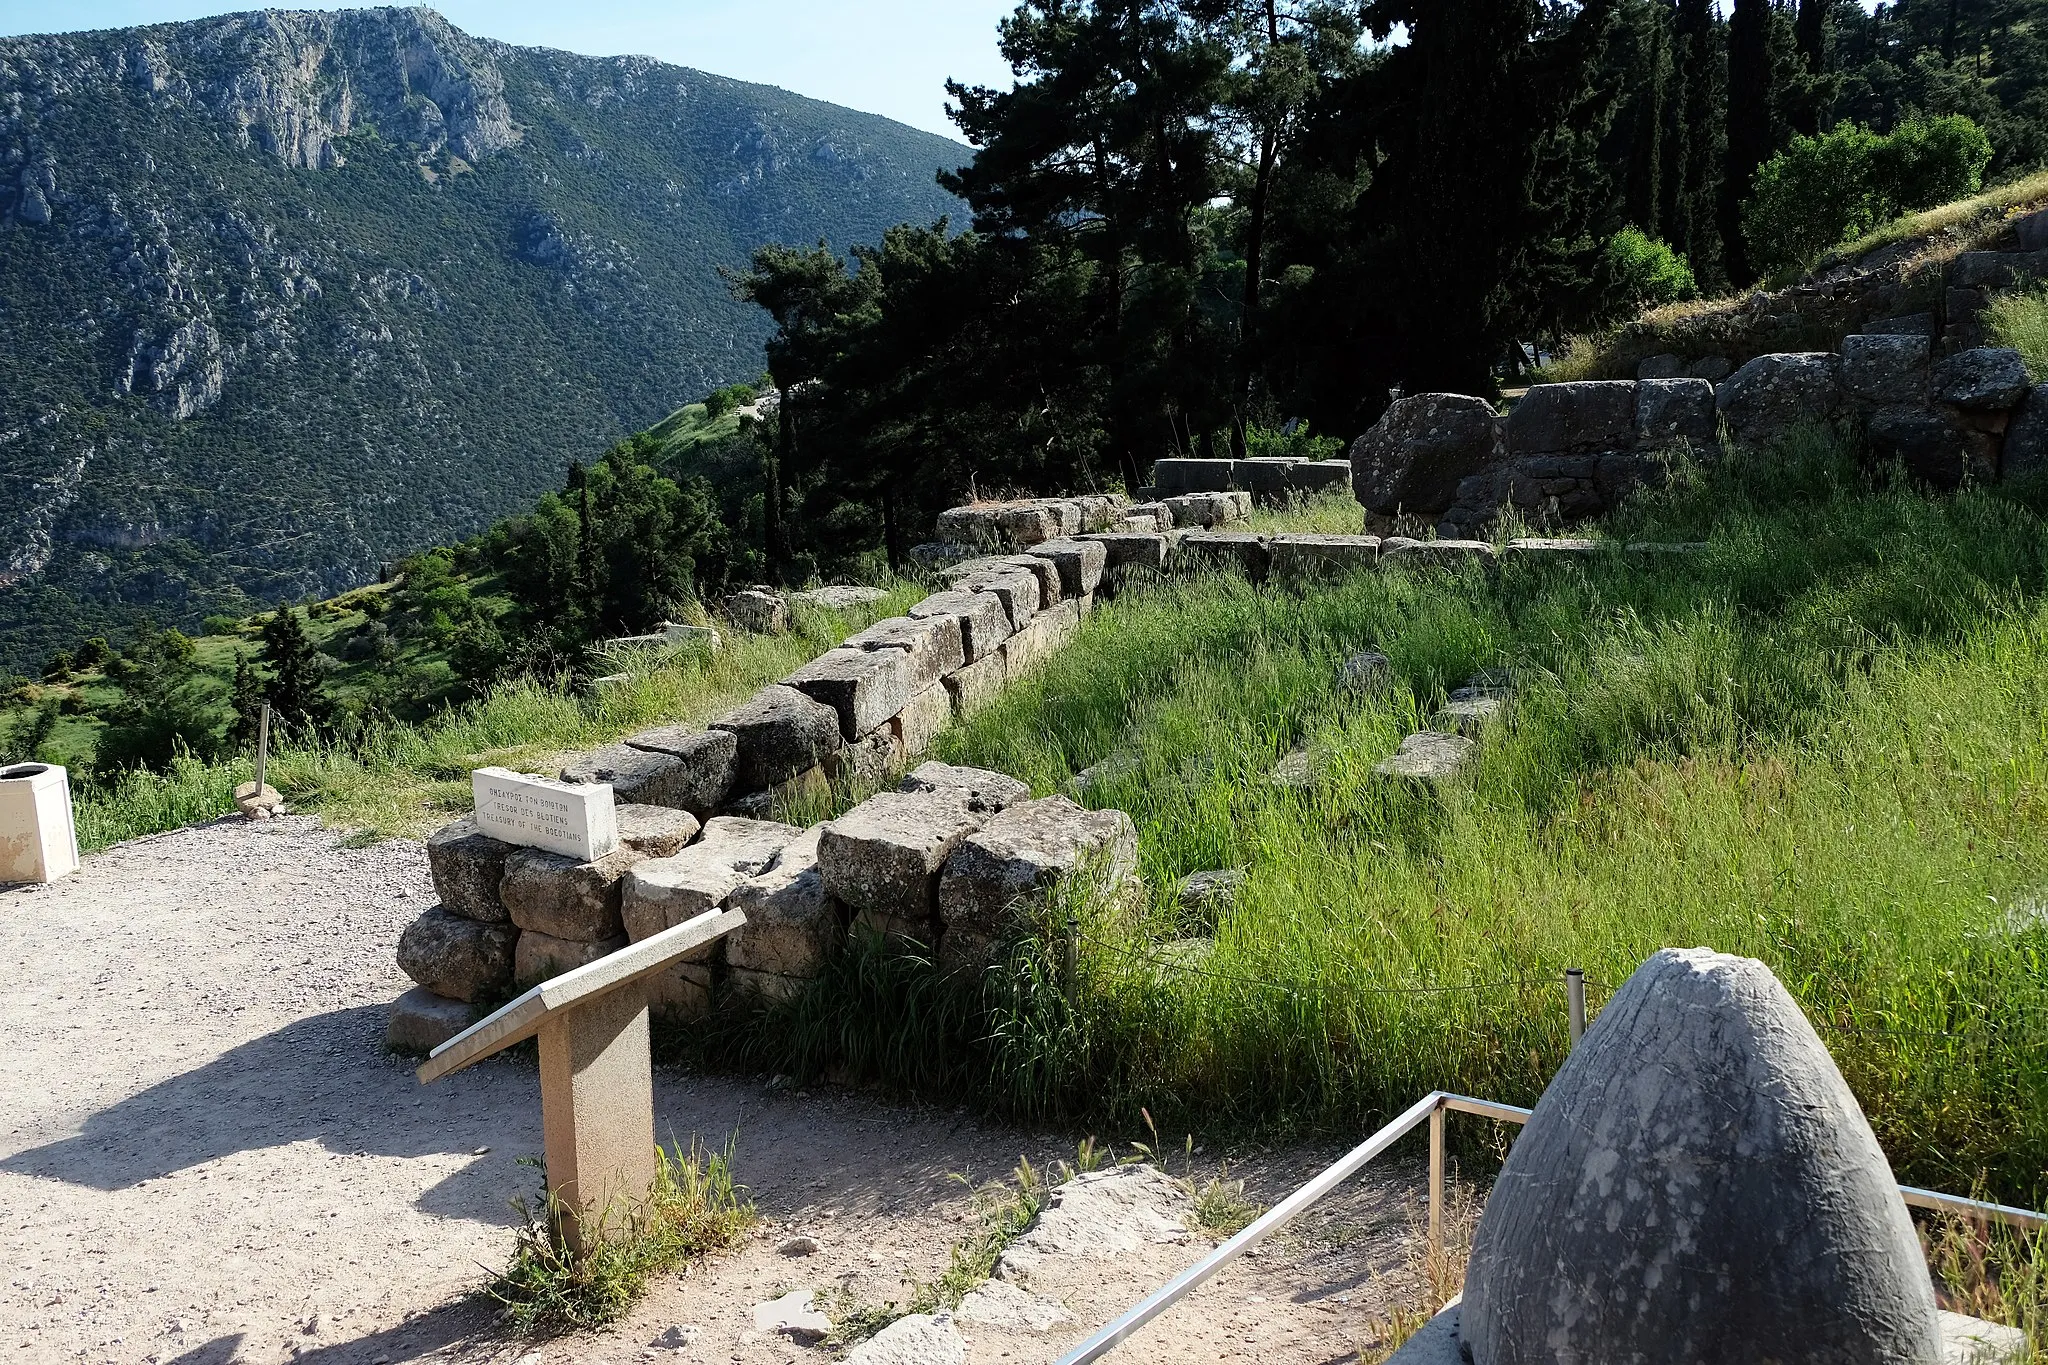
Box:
844 614 966 691
473 767 618 861
1268 533 1380 579
419 907 745 1253
908 589 1014 663
710 684 842 792
786 647 915 741
559 742 709 814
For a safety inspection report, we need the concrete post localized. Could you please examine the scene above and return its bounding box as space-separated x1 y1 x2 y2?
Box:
538 980 657 1252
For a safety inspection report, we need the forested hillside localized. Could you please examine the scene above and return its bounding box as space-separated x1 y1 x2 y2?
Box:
0 7 963 674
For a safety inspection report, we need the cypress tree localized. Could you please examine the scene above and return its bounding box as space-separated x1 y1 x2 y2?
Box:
1720 0 1774 284
229 650 265 750
259 607 328 735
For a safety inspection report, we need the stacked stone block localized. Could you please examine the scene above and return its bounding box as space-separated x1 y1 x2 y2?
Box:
1152 456 1353 504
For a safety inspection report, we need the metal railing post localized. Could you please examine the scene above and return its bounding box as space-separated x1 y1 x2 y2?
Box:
255 701 271 796
1428 1100 1446 1273
1566 967 1586 1046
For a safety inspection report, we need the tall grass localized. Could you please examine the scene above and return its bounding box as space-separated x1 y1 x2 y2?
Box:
717 432 2048 1206
1988 283 2048 379
71 587 922 849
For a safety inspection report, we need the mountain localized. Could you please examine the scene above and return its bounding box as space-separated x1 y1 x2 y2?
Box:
0 6 965 675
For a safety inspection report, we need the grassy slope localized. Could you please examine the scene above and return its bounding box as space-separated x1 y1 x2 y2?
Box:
721 436 2048 1206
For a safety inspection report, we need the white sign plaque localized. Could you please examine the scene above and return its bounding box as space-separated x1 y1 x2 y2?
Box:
472 767 618 861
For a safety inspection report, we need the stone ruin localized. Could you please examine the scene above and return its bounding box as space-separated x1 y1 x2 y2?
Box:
1391 947 2027 1364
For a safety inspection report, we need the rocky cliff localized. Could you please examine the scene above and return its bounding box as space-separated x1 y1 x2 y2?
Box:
0 7 964 672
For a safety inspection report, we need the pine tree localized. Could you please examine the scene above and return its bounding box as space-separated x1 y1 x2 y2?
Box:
259 607 328 735
229 650 265 751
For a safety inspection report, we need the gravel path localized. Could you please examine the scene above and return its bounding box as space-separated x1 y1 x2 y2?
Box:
2 816 1435 1365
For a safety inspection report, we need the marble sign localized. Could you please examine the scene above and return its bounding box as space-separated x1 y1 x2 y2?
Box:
472 766 618 861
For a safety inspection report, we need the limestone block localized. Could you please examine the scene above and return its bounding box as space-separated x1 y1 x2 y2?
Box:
841 1312 967 1365
892 685 954 759
937 502 1059 549
950 569 1040 628
1506 380 1637 455
726 587 789 634
1933 347 2031 410
845 614 967 691
1004 600 1081 675
1074 493 1126 531
908 589 1014 663
1633 378 1717 447
1288 460 1355 495
1233 456 1301 496
1636 353 1683 380
818 791 985 925
898 761 1030 813
1863 312 1938 339
426 816 513 923
1379 538 1497 569
395 906 517 1002
1948 248 2048 291
943 648 1009 716
697 815 806 873
1081 531 1171 571
623 853 746 947
1337 650 1393 696
1840 334 1931 405
385 986 475 1055
1687 355 1733 381
830 727 907 789
1267 533 1380 579
1351 393 1504 516
726 967 809 1004
1503 537 1602 557
613 803 701 858
1161 491 1250 528
996 552 1065 607
1374 731 1476 781
789 585 890 610
710 684 843 792
560 742 709 813
617 726 738 818
1439 695 1507 736
2002 384 2048 481
786 647 915 741
1176 531 1269 580
502 845 643 942
1027 538 1108 598
1868 405 1998 489
1124 502 1172 531
645 960 713 1021
722 764 829 821
1715 352 1840 442
1178 868 1245 917
937 797 1138 949
1152 456 1237 494
1460 948 1940 1365
727 829 846 978
514 927 628 987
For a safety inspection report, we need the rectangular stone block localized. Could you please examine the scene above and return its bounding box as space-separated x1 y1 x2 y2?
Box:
1027 538 1108 598
618 726 737 818
936 797 1138 971
396 906 517 1002
1124 502 1171 531
472 767 618 861
844 614 967 691
817 791 984 924
1003 600 1081 675
892 684 954 759
386 987 476 1056
709 684 843 791
1073 493 1125 531
936 502 1059 549
1840 333 1931 405
622 853 748 948
1176 531 1271 581
908 589 1014 662
725 967 808 1004
1162 491 1250 528
1153 457 1236 494
726 829 846 978
426 816 514 923
614 803 701 857
1267 533 1380 579
502 845 643 942
1633 378 1718 448
898 762 1030 813
784 647 914 742
1506 380 1638 455
951 569 1041 629
1503 537 1603 557
943 649 1009 716
1082 531 1170 571
645 961 713 1021
514 927 629 987
697 815 807 872
560 743 708 814
829 727 907 789
1289 460 1354 494
721 764 829 821
1234 457 1300 495
1379 538 1499 568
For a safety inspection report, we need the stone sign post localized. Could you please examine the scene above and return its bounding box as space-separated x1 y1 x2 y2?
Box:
472 766 619 861
419 906 745 1252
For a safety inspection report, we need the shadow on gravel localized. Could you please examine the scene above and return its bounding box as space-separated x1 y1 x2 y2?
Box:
1 1004 531 1205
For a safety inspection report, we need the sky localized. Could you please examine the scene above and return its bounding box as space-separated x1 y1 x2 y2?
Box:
0 1 1020 137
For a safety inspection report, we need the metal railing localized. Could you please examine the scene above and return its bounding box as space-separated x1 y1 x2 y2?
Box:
1055 1089 2046 1365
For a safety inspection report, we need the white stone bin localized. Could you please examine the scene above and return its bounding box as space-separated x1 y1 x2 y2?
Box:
0 762 79 884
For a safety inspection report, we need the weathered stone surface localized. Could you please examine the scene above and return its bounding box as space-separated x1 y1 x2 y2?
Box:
513 928 628 987
1337 650 1393 696
1123 501 1171 531
1026 538 1108 598
1863 311 1938 339
1351 393 1503 515
937 796 1137 951
722 764 828 821
994 1165 1190 1283
726 966 808 1003
395 906 516 1002
1379 538 1497 568
1152 456 1236 495
907 589 1014 663
818 791 984 925
1506 380 1637 455
1439 694 1506 736
727 828 845 978
472 767 617 861
753 1288 833 1342
891 685 954 759
1460 948 1941 1365
1178 868 1245 918
845 614 967 692
645 960 713 1020
559 742 708 813
1868 405 1998 488
426 816 513 923
1269 750 1317 789
1267 533 1380 578
1374 731 1475 781
1081 531 1171 571
1175 531 1269 580
983 553 1064 608
785 647 914 742
1840 333 1931 404
623 852 747 944
1715 352 1840 441
789 585 890 611
1635 353 1684 380
613 803 701 857
1932 346 2031 410
1290 459 1356 494
898 761 1030 813
2002 383 2048 481
1161 490 1251 528
954 1279 1075 1332
697 816 804 873
1633 378 1717 447
829 727 907 789
617 726 738 818
385 986 474 1055
937 501 1058 549
841 1312 967 1365
710 685 842 792
726 587 788 634
1233 456 1301 496
1948 248 2048 291
501 845 642 942
1502 537 1602 556
950 569 1041 628
1687 355 1734 382
1003 599 1081 674
943 649 1009 716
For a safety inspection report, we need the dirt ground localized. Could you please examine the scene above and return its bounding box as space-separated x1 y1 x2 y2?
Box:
2 816 1441 1365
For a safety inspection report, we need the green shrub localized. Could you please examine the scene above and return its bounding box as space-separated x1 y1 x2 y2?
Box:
1600 227 1697 312
1244 421 1344 462
1743 115 1993 277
